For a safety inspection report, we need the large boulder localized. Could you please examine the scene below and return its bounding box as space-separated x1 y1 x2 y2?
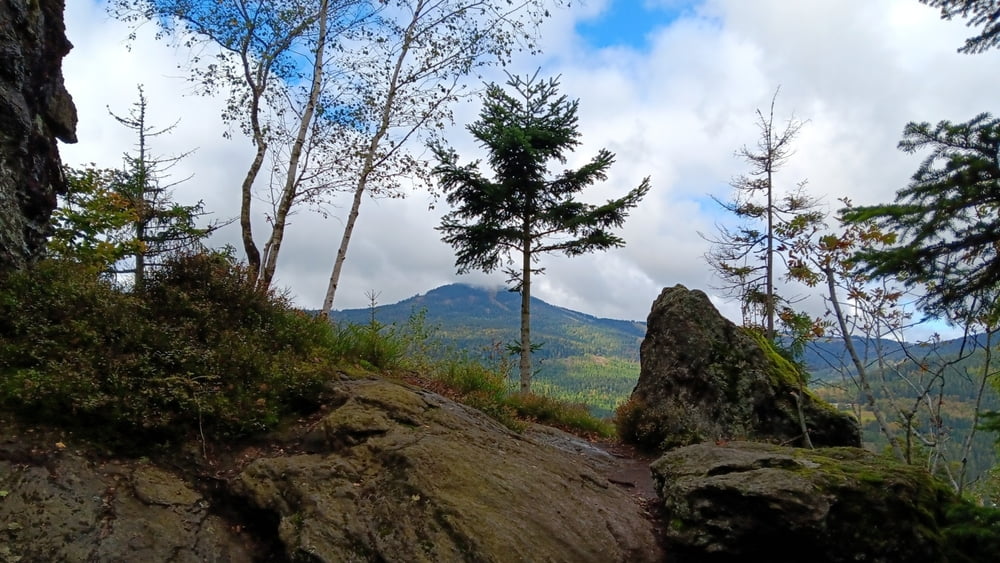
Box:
618 285 859 450
651 441 991 563
0 379 664 561
232 378 662 562
0 0 77 270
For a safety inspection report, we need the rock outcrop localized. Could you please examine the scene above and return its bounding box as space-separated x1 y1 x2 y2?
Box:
0 453 253 561
234 379 661 561
651 441 984 563
0 0 77 270
618 285 860 450
0 378 664 562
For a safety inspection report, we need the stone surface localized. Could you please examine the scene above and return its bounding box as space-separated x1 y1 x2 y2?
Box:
233 378 663 562
618 285 860 450
0 379 665 562
651 441 964 563
0 453 251 562
0 0 77 270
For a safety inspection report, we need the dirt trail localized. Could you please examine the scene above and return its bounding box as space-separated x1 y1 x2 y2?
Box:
598 440 659 502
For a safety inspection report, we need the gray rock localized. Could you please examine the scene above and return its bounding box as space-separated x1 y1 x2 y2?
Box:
0 454 251 562
651 441 959 563
0 0 77 270
0 379 665 562
233 379 663 562
618 285 860 450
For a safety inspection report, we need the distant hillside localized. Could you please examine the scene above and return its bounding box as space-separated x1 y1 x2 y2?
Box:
328 284 646 415
330 283 647 362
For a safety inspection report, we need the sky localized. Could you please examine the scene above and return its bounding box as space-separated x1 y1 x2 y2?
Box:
60 0 1000 337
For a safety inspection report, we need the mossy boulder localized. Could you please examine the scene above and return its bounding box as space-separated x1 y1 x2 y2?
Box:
651 441 998 563
233 378 662 561
618 285 860 450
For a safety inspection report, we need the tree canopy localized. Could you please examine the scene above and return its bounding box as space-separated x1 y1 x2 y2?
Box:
919 0 1000 53
842 113 1000 320
432 72 650 393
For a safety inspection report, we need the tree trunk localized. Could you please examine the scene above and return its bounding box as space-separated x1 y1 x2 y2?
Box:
519 232 532 394
320 174 367 318
241 145 266 284
258 0 329 289
766 166 775 339
318 1 422 317
824 266 905 461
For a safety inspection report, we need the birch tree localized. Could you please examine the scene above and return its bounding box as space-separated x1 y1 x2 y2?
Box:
111 0 553 299
317 0 552 317
110 0 375 288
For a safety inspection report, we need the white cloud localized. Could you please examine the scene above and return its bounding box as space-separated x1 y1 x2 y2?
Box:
59 0 1000 336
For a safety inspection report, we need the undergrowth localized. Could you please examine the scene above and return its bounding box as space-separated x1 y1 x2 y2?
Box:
0 253 613 451
0 253 339 448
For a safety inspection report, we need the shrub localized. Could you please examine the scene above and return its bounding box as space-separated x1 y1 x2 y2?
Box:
506 392 615 438
433 356 509 403
0 253 341 448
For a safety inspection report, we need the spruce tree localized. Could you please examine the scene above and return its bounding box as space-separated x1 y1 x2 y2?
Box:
431 72 650 394
842 113 1000 318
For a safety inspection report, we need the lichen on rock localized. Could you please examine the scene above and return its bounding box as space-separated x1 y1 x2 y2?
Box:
651 441 990 563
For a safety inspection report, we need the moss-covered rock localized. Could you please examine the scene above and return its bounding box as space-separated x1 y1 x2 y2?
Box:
233 378 662 562
651 441 999 563
0 452 251 561
618 285 859 450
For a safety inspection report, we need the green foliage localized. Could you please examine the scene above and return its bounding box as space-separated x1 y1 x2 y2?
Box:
504 392 614 438
51 89 217 288
47 165 141 269
842 113 1000 320
919 0 1000 54
432 72 650 393
434 356 510 404
942 502 1000 563
0 253 340 448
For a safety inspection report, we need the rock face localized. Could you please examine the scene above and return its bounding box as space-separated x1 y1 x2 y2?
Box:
651 441 969 563
0 453 252 561
0 379 664 562
0 0 77 270
234 379 661 562
618 285 860 450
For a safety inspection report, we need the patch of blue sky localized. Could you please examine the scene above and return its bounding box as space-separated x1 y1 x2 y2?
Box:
575 0 703 51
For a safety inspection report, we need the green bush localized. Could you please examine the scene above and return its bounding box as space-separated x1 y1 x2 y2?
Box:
433 356 509 403
505 392 615 438
0 253 341 447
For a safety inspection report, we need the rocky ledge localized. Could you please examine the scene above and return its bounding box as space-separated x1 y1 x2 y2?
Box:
0 378 664 562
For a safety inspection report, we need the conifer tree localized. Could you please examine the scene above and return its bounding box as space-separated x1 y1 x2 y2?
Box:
919 0 1000 53
112 87 220 290
703 90 823 339
432 72 650 394
842 113 1000 319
